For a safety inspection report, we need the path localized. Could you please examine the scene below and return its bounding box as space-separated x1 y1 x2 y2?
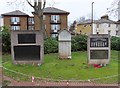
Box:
2 76 119 87
0 67 2 88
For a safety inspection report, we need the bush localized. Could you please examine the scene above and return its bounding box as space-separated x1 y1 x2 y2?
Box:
111 36 120 50
0 26 11 53
44 38 58 54
1 27 119 54
71 35 87 51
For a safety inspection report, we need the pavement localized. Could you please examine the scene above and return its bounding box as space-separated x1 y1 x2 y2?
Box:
0 67 2 88
2 76 119 87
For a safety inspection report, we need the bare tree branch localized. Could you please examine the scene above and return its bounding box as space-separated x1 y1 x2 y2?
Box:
43 1 46 9
26 0 34 8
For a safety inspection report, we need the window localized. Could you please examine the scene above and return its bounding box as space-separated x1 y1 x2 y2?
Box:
51 15 60 22
11 26 20 30
44 24 46 29
116 24 118 28
97 24 99 28
116 30 118 35
84 25 86 27
28 18 34 24
108 24 111 27
28 26 34 30
51 24 60 32
11 17 20 23
108 30 111 34
43 15 46 20
80 30 82 34
51 34 58 38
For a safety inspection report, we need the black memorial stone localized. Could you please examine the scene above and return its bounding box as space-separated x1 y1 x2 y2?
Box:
18 34 36 44
14 45 40 60
90 50 108 59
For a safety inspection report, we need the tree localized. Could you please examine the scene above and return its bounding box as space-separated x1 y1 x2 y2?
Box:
7 0 47 38
26 0 46 37
76 16 85 23
107 0 120 20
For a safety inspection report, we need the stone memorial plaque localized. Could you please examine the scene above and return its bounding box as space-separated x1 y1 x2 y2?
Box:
11 30 44 64
90 50 108 59
14 45 40 60
90 38 108 47
18 34 36 44
88 34 110 64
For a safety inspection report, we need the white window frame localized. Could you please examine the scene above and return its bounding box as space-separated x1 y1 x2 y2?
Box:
51 15 60 22
51 34 58 38
28 18 34 24
51 24 60 32
11 17 20 23
11 26 20 30
28 26 34 30
43 15 46 20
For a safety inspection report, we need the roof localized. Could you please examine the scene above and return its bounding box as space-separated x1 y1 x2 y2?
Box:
43 7 69 14
94 19 116 24
78 19 116 25
2 10 29 16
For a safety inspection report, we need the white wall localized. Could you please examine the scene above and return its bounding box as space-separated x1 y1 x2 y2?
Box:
0 17 4 27
93 23 118 36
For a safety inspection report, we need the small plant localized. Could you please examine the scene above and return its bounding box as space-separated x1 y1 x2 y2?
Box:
2 80 11 86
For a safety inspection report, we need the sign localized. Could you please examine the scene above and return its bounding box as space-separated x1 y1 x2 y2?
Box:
11 30 44 65
90 38 108 47
18 34 36 44
14 45 40 60
88 34 110 64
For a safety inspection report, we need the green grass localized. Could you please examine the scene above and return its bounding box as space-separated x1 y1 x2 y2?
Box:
0 59 1 67
2 50 119 83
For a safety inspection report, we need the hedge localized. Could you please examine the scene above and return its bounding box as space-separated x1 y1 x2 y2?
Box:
111 36 120 50
1 28 120 53
71 35 87 51
44 38 58 54
0 26 11 53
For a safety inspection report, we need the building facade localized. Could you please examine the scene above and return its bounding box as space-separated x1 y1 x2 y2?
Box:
2 7 69 37
76 15 119 36
0 16 4 27
76 19 92 35
34 7 69 37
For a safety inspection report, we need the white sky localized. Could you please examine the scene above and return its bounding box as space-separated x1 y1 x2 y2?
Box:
0 0 117 23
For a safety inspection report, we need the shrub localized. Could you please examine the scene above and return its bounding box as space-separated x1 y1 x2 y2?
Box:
111 36 120 50
1 27 120 54
71 35 87 51
44 38 58 54
0 26 11 53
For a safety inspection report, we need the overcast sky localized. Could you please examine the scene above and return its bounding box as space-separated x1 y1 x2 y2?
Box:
0 0 117 23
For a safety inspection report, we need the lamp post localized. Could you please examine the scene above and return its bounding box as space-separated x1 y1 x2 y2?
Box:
91 2 94 34
118 1 120 36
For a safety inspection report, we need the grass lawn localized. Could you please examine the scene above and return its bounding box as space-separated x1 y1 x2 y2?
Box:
0 59 1 67
2 50 119 84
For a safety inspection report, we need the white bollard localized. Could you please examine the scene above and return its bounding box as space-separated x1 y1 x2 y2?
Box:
32 76 35 82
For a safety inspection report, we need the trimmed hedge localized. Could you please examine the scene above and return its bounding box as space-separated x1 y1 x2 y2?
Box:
71 35 87 51
1 28 120 53
111 36 120 51
44 38 58 54
0 26 11 53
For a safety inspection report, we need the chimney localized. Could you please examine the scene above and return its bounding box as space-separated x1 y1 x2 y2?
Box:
101 14 109 20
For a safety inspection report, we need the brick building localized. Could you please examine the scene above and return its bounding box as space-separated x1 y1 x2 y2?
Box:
2 7 69 37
